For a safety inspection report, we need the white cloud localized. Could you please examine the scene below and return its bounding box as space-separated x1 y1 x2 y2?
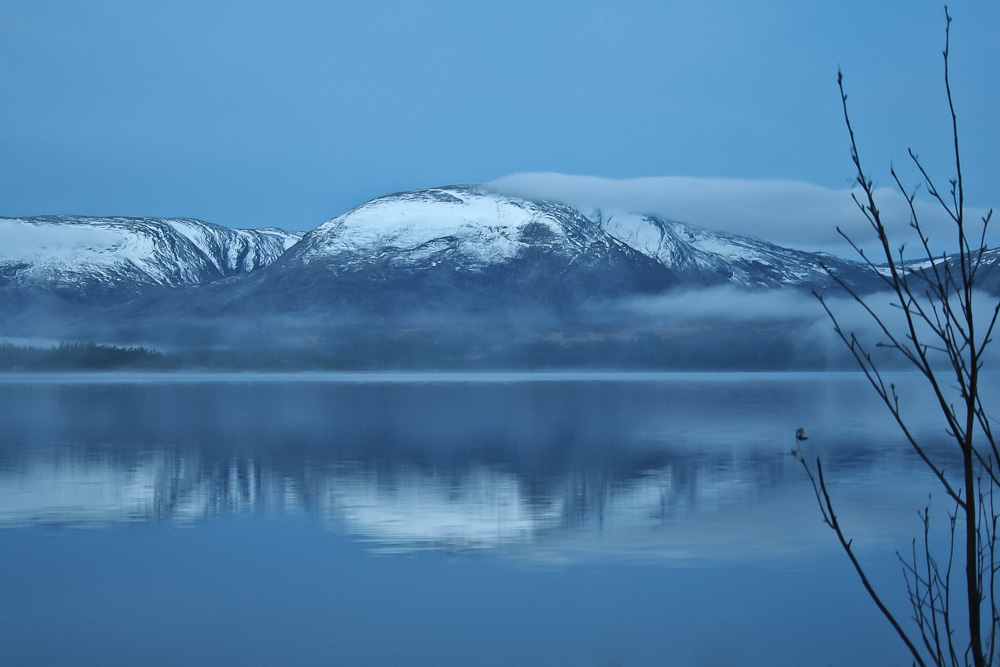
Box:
486 173 995 258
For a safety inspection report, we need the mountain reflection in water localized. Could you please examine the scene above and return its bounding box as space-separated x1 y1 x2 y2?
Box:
0 372 966 562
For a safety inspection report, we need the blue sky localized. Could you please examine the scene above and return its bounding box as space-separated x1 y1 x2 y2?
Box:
1 0 997 250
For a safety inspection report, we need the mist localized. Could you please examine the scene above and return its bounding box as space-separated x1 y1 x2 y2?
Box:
3 277 955 371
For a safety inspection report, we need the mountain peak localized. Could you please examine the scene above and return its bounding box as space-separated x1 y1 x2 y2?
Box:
288 185 601 270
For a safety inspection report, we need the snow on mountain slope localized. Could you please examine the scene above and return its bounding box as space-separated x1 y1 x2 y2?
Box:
903 247 1000 296
290 187 528 268
0 183 931 336
287 185 634 270
269 185 676 309
600 212 874 289
251 185 888 318
283 180 876 292
0 215 302 293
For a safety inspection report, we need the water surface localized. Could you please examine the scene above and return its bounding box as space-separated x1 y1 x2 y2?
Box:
1 372 983 666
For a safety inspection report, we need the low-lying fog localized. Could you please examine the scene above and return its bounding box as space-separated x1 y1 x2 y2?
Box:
5 284 994 371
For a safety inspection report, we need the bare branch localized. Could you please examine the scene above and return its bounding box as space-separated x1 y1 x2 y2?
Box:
797 452 929 666
809 10 995 666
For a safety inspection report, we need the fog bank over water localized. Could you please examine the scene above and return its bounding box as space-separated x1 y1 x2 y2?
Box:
8 284 991 371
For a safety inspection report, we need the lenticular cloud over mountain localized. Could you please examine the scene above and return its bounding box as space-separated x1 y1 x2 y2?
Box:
486 172 992 257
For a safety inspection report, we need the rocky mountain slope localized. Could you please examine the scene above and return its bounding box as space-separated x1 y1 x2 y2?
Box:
0 215 301 295
599 211 875 290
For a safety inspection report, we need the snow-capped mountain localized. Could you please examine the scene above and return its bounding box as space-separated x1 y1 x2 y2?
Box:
262 185 677 311
6 186 995 368
0 215 302 294
241 185 881 317
8 186 995 341
0 190 890 312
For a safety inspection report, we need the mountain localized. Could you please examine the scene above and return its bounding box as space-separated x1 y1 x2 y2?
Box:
8 187 994 369
247 185 881 317
259 185 676 313
4 186 994 368
0 215 302 296
0 191 888 311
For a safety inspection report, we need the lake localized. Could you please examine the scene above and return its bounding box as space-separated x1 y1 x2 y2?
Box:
0 371 988 666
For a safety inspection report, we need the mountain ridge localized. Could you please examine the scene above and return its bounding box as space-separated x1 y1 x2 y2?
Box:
0 214 302 295
1 186 995 362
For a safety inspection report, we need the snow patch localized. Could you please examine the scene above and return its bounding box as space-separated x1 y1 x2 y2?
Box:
0 219 126 260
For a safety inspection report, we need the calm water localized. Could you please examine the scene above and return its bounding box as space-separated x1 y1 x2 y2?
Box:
0 371 990 666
